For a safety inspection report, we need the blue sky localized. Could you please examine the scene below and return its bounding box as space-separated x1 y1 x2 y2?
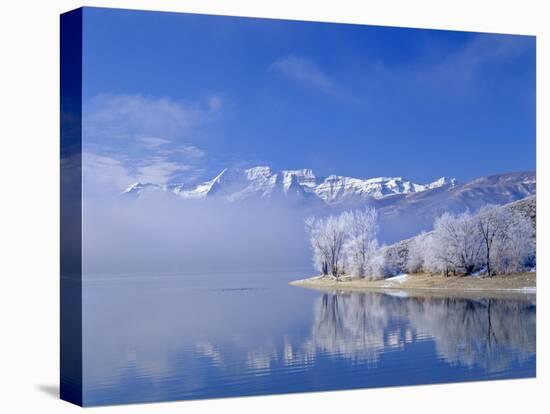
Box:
82 7 536 188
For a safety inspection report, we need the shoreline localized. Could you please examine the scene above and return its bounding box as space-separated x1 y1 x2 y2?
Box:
289 272 536 297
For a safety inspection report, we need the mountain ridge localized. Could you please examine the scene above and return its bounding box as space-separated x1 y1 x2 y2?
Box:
373 171 536 242
122 168 535 244
123 166 457 204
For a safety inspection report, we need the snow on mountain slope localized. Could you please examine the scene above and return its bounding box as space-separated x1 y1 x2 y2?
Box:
374 171 536 243
123 166 455 204
312 175 456 202
121 168 535 244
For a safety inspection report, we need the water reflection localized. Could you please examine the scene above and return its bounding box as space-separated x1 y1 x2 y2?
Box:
82 275 535 405
304 292 535 371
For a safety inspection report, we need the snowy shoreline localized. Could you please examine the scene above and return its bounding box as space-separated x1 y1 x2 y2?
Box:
289 272 536 296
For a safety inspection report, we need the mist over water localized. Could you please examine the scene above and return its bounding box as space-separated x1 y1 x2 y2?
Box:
82 191 319 276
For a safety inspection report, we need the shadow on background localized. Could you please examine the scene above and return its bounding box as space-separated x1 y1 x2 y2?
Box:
36 384 59 399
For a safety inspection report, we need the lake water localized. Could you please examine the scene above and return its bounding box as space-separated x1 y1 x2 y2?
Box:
82 271 536 406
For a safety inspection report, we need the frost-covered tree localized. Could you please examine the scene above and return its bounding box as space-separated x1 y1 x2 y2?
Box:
406 232 428 273
343 208 379 278
362 247 387 280
489 208 535 274
306 213 351 278
422 205 535 277
430 211 483 275
306 216 329 276
475 205 510 277
423 233 450 275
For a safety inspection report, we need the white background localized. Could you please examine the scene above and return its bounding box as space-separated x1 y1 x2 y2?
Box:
0 0 547 412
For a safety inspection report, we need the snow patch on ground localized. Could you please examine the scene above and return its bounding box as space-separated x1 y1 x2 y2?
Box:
471 268 487 277
384 274 409 283
290 275 324 284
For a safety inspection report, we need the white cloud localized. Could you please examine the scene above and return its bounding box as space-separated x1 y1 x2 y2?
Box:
270 55 336 95
83 153 135 194
176 145 206 159
134 157 193 184
84 94 203 141
416 34 533 92
83 152 198 193
207 95 223 112
83 93 221 191
138 136 171 150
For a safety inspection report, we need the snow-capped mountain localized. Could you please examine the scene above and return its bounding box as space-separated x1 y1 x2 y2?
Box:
123 166 457 204
122 168 535 243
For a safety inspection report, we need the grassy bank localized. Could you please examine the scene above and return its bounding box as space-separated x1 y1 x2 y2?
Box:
290 272 536 295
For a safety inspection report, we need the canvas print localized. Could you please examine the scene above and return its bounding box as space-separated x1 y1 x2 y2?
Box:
60 7 536 407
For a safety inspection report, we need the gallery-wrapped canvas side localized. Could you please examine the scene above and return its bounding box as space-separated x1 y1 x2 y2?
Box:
60 7 83 407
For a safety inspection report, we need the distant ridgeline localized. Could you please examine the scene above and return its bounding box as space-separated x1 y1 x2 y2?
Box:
123 165 457 203
123 169 535 244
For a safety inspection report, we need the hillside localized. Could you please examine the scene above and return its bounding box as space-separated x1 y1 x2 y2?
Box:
374 172 535 242
381 196 536 274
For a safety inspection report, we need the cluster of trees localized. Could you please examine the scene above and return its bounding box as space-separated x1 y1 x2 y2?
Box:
306 208 382 279
306 204 535 279
407 205 535 277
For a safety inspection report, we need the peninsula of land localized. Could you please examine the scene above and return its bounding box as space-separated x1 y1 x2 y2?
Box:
290 272 536 295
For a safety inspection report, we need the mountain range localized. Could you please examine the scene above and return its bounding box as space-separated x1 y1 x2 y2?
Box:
123 167 536 243
124 166 458 204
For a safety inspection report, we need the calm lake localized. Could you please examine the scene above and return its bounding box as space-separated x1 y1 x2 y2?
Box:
82 271 536 406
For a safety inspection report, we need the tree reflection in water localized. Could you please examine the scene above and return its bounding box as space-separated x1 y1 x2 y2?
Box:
308 291 535 371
